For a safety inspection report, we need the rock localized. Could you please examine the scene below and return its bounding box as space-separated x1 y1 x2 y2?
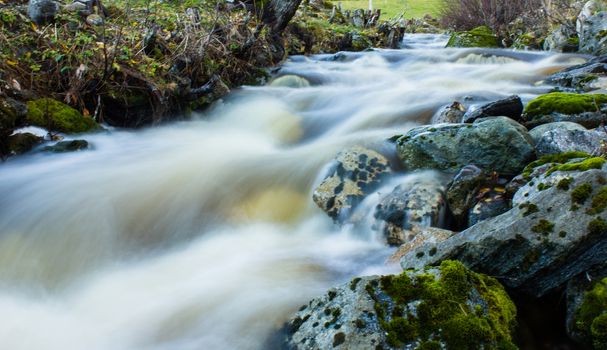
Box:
512 32 543 50
26 98 98 134
535 128 607 157
28 0 59 24
396 117 535 176
401 156 607 297
282 260 517 350
270 75 310 88
578 0 604 34
462 95 524 123
313 147 391 221
0 97 27 133
446 26 500 48
546 55 607 92
579 10 607 56
529 122 587 144
467 186 510 226
351 9 365 28
565 263 607 347
373 175 447 246
523 92 607 128
43 140 89 153
7 133 43 155
543 24 579 53
431 102 466 124
389 227 456 263
447 165 485 225
85 14 104 26
350 32 372 51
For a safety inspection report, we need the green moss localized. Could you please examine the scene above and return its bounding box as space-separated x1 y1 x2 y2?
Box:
537 182 552 191
26 98 98 134
546 157 606 176
575 278 607 348
589 187 607 215
572 182 594 205
370 260 516 349
350 277 362 291
519 202 539 217
531 219 554 235
588 217 607 237
521 151 590 179
446 26 500 48
524 92 607 118
416 340 442 350
557 177 573 190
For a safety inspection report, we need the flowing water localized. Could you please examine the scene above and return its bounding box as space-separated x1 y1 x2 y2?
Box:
0 35 590 349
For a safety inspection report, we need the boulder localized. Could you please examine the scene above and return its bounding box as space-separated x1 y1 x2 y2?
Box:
446 164 485 225
269 75 310 88
373 175 447 246
534 128 607 157
580 11 607 56
565 263 607 347
43 140 89 153
313 147 391 221
446 26 500 48
523 92 607 128
546 55 607 92
401 157 607 297
528 121 587 144
431 102 465 124
282 260 517 350
0 97 27 132
389 227 456 263
26 98 98 134
396 117 535 175
543 24 579 53
462 95 524 123
7 133 43 155
27 0 59 24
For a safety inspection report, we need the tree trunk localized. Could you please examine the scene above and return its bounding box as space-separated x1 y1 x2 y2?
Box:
262 0 304 33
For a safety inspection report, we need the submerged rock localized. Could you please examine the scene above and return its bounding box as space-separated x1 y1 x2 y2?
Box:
7 133 43 155
446 26 500 48
313 147 390 221
373 175 447 246
546 55 607 92
462 95 524 123
523 92 607 128
396 117 534 175
282 260 517 350
270 75 310 88
43 140 89 153
401 155 607 297
26 98 98 134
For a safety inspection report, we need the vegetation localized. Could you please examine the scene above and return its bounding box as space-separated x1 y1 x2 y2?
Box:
524 93 607 118
330 0 444 19
575 277 607 349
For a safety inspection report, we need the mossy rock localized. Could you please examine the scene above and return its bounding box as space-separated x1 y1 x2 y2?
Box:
523 93 607 128
283 260 517 349
26 98 98 134
573 277 607 349
446 26 500 48
7 133 43 155
43 140 89 153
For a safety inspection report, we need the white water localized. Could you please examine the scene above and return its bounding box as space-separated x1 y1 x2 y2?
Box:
0 37 589 349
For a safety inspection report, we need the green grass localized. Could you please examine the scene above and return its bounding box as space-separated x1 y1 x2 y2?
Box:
330 0 444 19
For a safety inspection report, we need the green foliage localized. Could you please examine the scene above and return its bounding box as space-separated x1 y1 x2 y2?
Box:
26 99 98 133
546 157 606 176
589 187 607 215
521 151 590 179
369 260 517 349
531 219 554 235
572 182 593 205
557 177 573 191
524 93 607 118
588 217 607 237
575 278 607 349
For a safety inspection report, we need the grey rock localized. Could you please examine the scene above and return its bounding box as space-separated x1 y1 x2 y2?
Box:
535 128 607 157
373 175 447 246
0 97 27 132
28 0 59 24
447 165 485 224
525 109 607 130
546 55 607 92
462 95 524 123
401 165 607 297
396 117 535 175
467 188 510 226
580 11 607 56
313 147 391 221
351 9 365 28
529 121 587 144
432 101 466 124
85 14 104 26
543 24 578 53
43 140 89 153
389 227 456 263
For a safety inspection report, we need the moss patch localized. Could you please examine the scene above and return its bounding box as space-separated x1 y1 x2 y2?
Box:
572 182 594 205
531 219 554 235
524 92 607 118
546 157 606 177
521 151 590 179
588 217 607 237
367 260 517 349
575 277 607 349
557 177 573 191
26 98 98 134
588 187 607 215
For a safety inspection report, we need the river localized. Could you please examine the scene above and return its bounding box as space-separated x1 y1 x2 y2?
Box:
0 35 588 349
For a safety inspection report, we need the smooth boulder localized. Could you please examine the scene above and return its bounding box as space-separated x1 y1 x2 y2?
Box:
529 122 587 144
396 117 534 175
28 0 59 24
535 128 607 157
462 95 523 123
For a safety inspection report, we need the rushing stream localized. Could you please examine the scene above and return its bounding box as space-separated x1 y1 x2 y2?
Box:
0 35 590 349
